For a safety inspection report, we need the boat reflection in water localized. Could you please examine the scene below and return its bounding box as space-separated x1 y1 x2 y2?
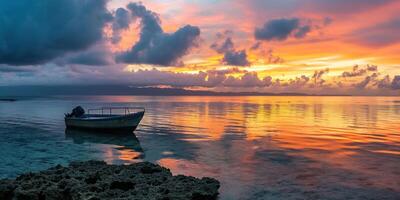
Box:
65 128 144 161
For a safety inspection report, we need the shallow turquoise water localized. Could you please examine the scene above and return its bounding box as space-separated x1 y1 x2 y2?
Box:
1 96 400 199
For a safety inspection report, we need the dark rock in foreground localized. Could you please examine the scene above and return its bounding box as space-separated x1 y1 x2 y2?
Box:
0 161 220 200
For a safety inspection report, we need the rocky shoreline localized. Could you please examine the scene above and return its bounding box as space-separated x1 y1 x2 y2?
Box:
0 161 220 200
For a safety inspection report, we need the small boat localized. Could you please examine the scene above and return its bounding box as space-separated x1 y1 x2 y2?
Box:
65 106 145 132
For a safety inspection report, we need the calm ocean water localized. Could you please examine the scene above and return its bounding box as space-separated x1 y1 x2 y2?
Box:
0 96 399 199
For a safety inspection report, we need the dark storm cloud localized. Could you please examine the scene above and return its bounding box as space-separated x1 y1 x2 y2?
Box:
112 8 133 43
210 33 250 66
222 50 250 66
113 8 132 30
255 18 311 41
0 0 112 66
116 3 200 66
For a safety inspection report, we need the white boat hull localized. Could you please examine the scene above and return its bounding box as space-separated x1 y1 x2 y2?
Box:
65 111 145 131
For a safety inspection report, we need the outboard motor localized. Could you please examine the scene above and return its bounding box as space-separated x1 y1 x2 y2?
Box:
66 106 85 117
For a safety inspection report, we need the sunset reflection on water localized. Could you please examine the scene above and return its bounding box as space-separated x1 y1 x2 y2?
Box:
130 96 400 199
1 96 399 199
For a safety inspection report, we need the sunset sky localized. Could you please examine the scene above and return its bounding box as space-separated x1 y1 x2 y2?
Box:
1 0 400 95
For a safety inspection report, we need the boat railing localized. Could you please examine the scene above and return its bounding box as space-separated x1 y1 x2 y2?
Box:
87 107 145 115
